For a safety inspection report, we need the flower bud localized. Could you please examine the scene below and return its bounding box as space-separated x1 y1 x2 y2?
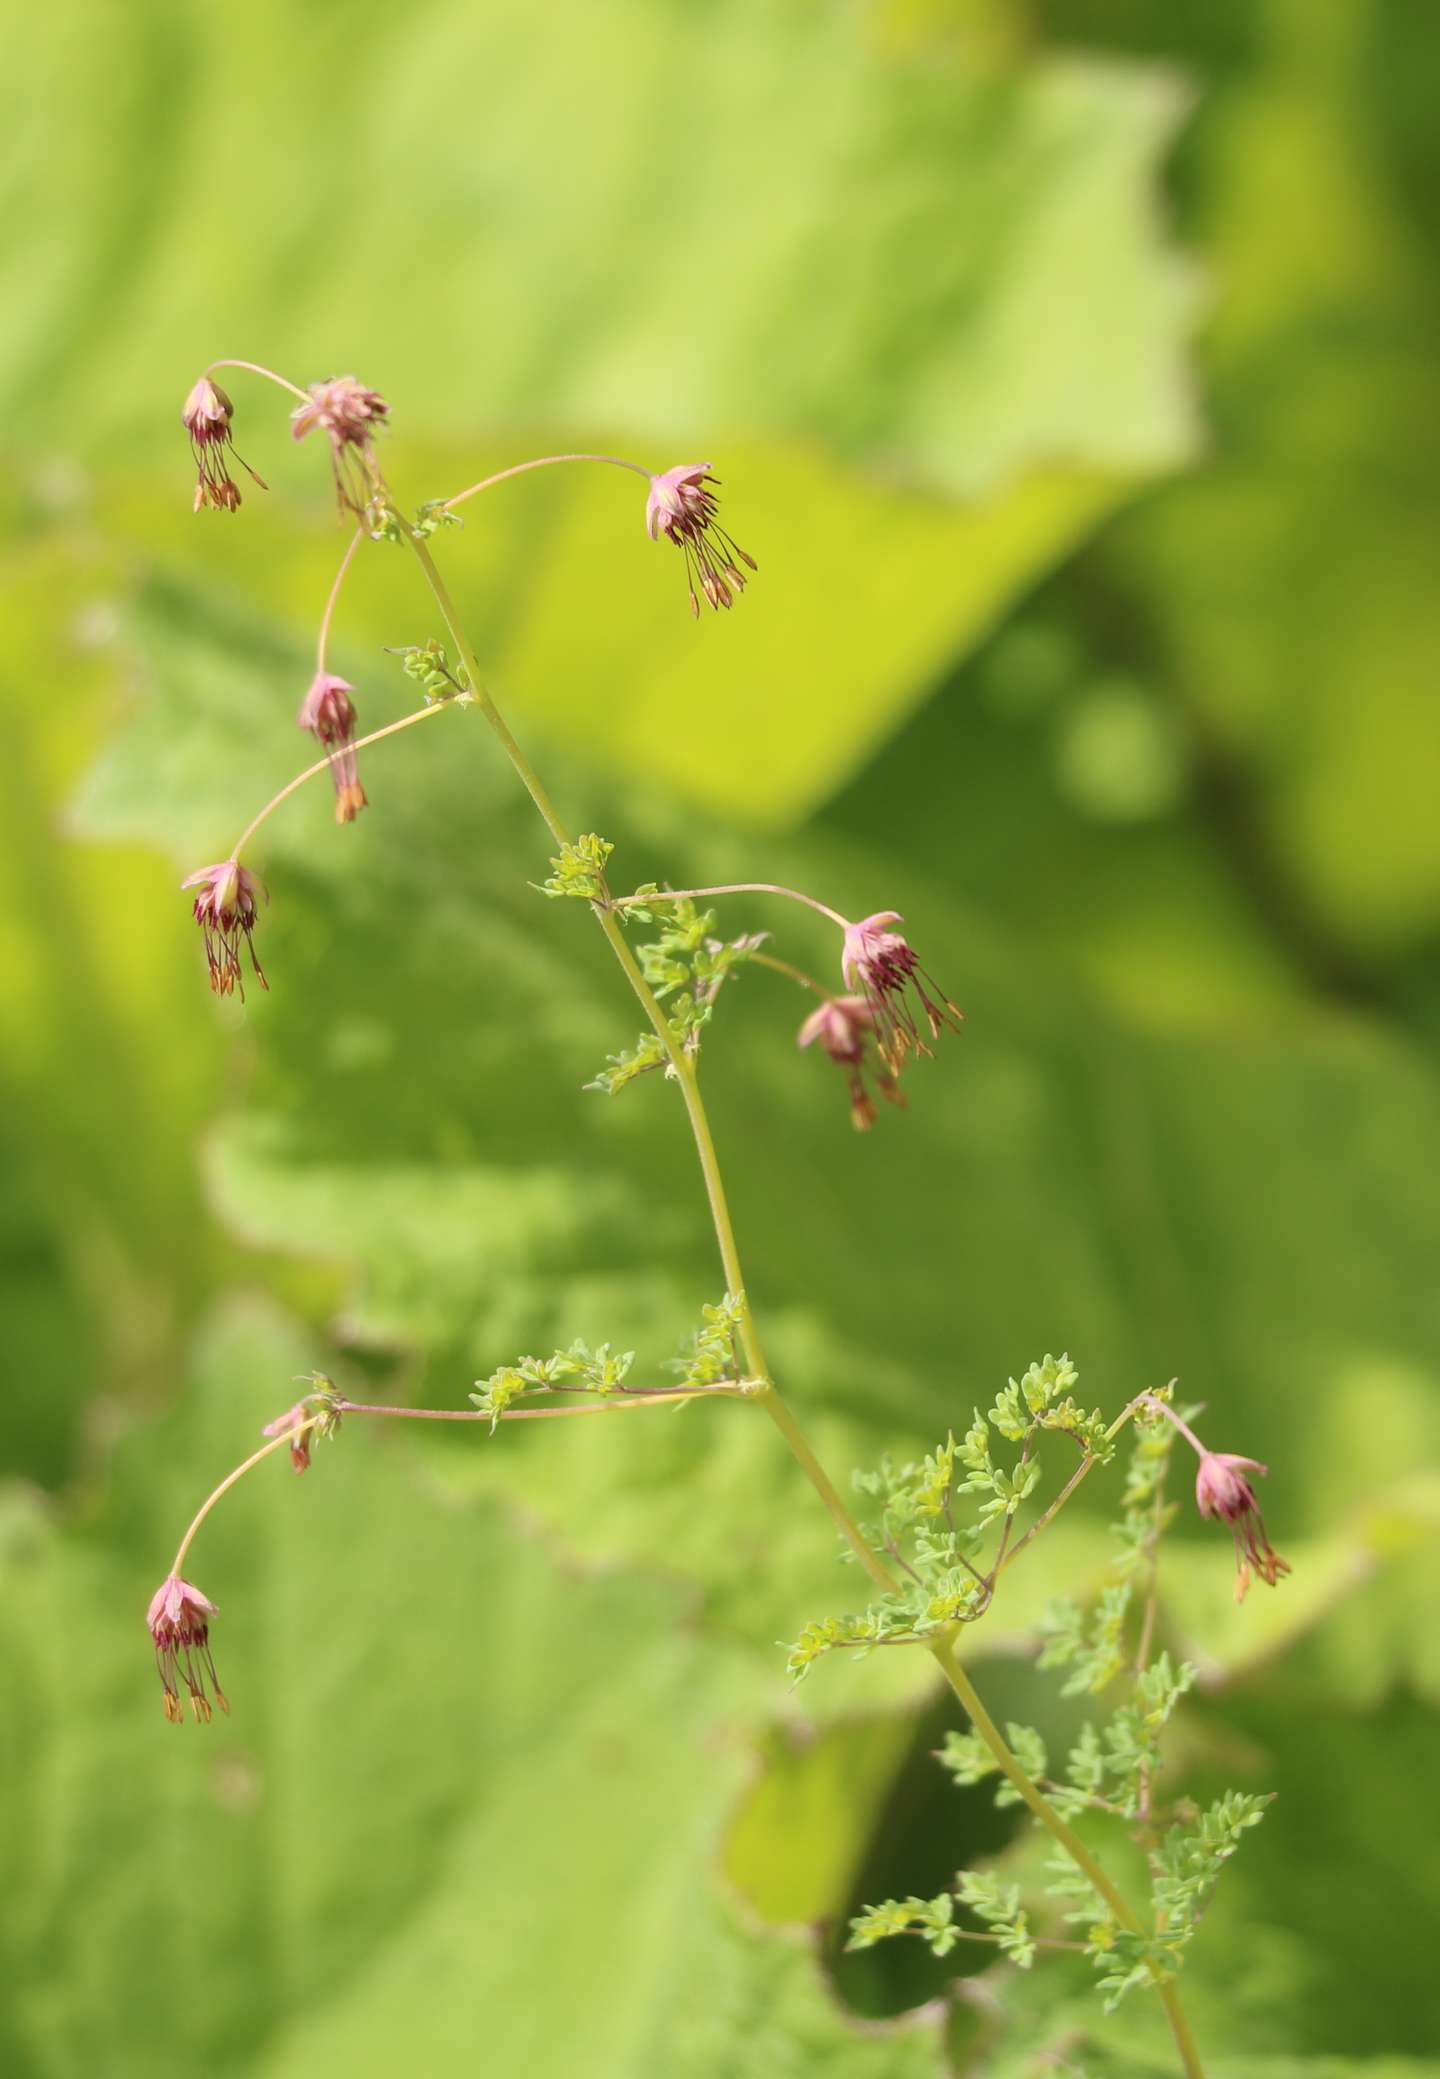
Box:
840 913 963 1075
181 860 267 998
645 464 756 618
147 1574 227 1723
297 672 367 822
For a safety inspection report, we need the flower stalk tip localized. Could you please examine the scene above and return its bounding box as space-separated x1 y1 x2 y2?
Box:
1141 1395 1291 1600
291 376 390 516
147 1574 227 1723
645 463 756 617
182 376 267 514
1194 1450 1291 1601
840 912 964 1075
297 672 367 822
797 994 903 1131
181 860 267 999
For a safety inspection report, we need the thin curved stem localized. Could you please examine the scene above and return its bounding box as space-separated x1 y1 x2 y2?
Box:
206 358 310 404
750 949 828 997
613 883 850 931
399 526 1205 2079
171 1421 320 1577
1139 1393 1206 1459
336 1392 720 1422
316 525 365 673
405 534 570 845
441 452 651 513
230 703 449 859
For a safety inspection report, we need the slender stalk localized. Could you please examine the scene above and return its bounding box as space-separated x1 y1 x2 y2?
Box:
316 525 365 673
750 949 828 996
613 883 850 931
406 535 570 845
440 452 651 513
336 1392 722 1422
170 1421 320 1576
230 703 448 858
1139 1393 1206 1458
994 1401 1149 1578
206 358 310 403
934 1643 1203 2079
401 527 1205 2079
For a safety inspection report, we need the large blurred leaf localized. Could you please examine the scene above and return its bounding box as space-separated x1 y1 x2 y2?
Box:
7 1 1196 494
0 1302 944 2079
0 538 218 1479
1038 0 1440 962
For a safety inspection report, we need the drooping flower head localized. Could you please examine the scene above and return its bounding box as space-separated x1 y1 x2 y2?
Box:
297 672 367 823
291 376 390 515
182 860 267 999
840 913 963 1074
147 1574 227 1723
798 994 903 1131
182 377 267 514
645 463 757 617
1194 1450 1291 1602
262 1399 314 1472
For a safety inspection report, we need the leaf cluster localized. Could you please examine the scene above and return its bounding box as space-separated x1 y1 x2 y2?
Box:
671 1291 746 1388
470 1337 635 1430
844 1408 1274 2018
390 636 471 703
541 831 614 902
586 898 764 1093
848 1870 1036 1968
786 1355 1116 1680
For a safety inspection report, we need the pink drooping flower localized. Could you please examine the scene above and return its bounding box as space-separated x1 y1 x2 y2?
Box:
798 994 903 1131
262 1399 314 1472
291 376 390 514
297 672 367 823
645 463 757 617
182 376 267 514
147 1574 228 1723
1194 1451 1291 1602
181 860 267 999
840 913 964 1074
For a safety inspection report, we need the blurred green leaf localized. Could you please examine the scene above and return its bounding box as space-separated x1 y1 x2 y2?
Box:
1042 0 1440 961
6 4 1197 496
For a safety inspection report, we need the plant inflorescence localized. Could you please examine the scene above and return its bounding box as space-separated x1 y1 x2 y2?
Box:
151 360 1291 2078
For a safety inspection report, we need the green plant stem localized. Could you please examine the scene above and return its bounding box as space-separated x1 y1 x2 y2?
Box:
170 1421 320 1577
403 528 1205 2079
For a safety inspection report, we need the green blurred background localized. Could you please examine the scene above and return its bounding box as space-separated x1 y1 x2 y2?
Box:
3 1 1438 2073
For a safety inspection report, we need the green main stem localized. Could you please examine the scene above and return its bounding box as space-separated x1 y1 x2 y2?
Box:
404 528 1204 2079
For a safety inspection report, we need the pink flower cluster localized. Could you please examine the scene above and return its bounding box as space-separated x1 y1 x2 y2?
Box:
147 1574 227 1724
182 378 266 513
645 464 757 616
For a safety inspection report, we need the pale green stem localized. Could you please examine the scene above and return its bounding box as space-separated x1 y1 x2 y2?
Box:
337 1391 736 1422
170 1420 320 1577
440 452 651 512
205 358 310 404
1139 1392 1208 1460
230 703 448 859
401 527 1204 2079
613 883 850 930
316 525 366 673
995 1399 1148 1580
936 1643 1203 2079
750 949 828 997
